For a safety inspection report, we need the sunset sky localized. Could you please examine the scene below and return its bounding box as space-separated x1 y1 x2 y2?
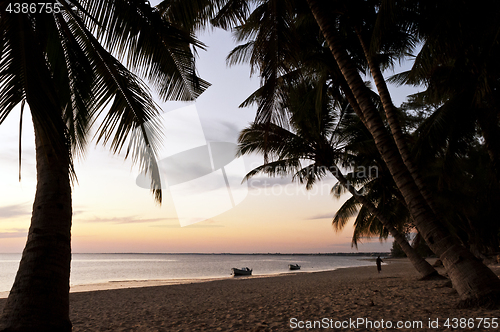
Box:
0 4 418 254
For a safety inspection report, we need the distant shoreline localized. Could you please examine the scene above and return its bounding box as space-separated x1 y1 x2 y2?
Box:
1 252 392 256
0 254 388 297
70 252 392 256
0 264 371 299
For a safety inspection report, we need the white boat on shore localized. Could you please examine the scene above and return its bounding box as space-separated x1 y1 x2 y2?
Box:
232 267 252 276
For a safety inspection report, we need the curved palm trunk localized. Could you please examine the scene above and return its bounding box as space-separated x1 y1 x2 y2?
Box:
307 0 500 304
1 126 72 331
356 31 438 215
330 168 438 278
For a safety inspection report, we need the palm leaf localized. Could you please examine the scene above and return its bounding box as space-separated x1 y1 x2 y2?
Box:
3 14 71 169
63 4 166 202
83 0 210 101
332 195 361 232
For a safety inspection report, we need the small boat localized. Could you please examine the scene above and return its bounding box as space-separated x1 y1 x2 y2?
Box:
232 267 252 276
289 264 301 270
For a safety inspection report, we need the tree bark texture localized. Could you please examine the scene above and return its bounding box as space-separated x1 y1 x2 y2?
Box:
0 124 72 332
356 31 439 215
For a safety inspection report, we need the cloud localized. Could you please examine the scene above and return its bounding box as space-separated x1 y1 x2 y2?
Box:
0 228 27 238
0 203 31 219
306 213 335 220
0 146 36 166
150 224 225 228
80 216 174 224
345 236 394 242
218 121 242 141
149 218 225 228
0 150 16 162
72 210 85 216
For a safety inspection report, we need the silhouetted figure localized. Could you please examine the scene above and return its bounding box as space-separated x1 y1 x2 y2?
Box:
376 256 383 273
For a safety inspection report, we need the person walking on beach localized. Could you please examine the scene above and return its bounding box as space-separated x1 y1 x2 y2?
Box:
376 256 383 273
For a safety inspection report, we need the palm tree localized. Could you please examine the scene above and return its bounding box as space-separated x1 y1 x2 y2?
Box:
162 0 500 303
305 0 500 304
388 0 500 254
331 172 439 278
0 1 208 330
331 126 409 249
207 0 437 278
331 104 446 275
354 17 438 215
237 77 438 278
393 0 500 185
400 97 500 257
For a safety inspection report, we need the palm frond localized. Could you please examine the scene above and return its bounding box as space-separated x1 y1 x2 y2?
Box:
226 42 256 73
292 162 325 189
332 195 361 232
211 0 252 30
387 70 413 86
227 0 299 128
243 158 303 180
50 11 95 157
413 93 476 166
0 15 25 125
238 122 311 159
351 205 389 247
63 5 164 202
83 0 210 101
6 14 71 167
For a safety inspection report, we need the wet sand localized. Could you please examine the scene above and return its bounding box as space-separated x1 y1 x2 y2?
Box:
1 259 499 331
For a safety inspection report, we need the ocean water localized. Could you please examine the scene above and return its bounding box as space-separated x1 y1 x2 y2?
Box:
0 253 378 292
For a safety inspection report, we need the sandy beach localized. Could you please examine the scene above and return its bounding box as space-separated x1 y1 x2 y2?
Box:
1 258 499 331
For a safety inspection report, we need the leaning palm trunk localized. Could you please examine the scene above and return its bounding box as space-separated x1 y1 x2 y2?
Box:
1 126 72 332
330 167 438 278
356 32 438 215
307 0 500 304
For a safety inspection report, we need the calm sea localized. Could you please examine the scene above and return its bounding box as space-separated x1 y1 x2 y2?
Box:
0 253 379 292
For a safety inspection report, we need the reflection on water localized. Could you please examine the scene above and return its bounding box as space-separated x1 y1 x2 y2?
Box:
0 253 377 292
